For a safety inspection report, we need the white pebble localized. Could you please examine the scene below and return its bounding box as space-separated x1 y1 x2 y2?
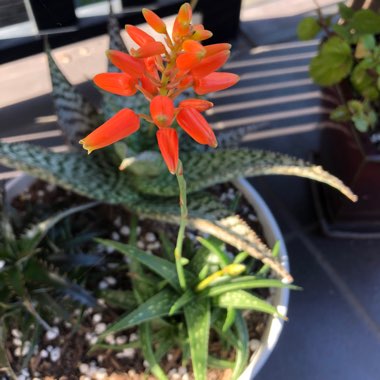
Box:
93 368 107 380
113 217 122 227
178 367 187 375
0 260 5 269
171 374 181 380
64 322 72 328
80 376 91 380
120 226 130 236
122 348 135 358
105 276 116 286
167 353 174 361
46 345 53 352
37 190 45 197
146 242 160 251
129 333 138 342
13 338 22 346
106 246 115 254
104 335 115 345
143 360 150 368
46 327 59 341
50 347 61 362
111 232 120 241
46 184 55 192
107 262 118 269
182 374 190 380
95 323 107 334
79 363 89 374
98 280 108 290
40 349 48 359
11 329 22 338
137 241 145 249
14 342 30 357
92 314 102 324
248 214 257 221
115 335 127 345
249 339 261 352
145 232 156 242
136 226 142 235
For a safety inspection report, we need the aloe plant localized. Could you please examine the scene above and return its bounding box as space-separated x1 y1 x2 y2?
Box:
93 236 299 380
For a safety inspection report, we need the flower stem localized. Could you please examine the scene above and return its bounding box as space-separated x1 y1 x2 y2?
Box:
175 160 188 290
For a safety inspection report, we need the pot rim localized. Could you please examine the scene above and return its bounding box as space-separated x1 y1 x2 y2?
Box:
233 177 289 380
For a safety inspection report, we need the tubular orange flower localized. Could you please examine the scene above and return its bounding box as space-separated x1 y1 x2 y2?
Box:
183 40 206 55
191 50 230 78
194 72 240 95
178 99 213 112
156 128 179 174
192 24 213 41
176 107 217 147
176 53 201 71
93 73 137 96
150 95 175 128
142 8 167 34
140 76 158 97
131 41 166 58
172 3 192 39
125 25 155 46
79 109 140 154
106 50 145 78
204 43 231 57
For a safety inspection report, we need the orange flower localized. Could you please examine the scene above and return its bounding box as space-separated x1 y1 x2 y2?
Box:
191 50 230 78
142 8 167 34
176 40 206 71
172 3 192 40
93 73 137 96
126 25 155 46
179 99 213 112
150 95 175 128
106 50 145 78
192 24 213 41
140 76 158 97
156 128 179 174
79 109 140 154
204 43 231 57
176 107 217 147
130 41 166 58
194 72 239 95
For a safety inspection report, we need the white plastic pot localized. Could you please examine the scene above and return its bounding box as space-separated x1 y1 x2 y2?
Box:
233 178 290 380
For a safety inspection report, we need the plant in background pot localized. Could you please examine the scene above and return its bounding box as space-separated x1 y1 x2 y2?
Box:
0 2 358 378
298 3 380 234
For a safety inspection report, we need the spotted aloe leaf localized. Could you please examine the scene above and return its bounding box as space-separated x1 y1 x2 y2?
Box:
96 239 197 291
130 149 358 202
98 288 178 338
213 289 284 318
45 40 101 147
184 299 210 380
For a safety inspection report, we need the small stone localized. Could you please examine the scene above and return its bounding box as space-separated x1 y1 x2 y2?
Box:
107 262 118 269
92 314 102 324
80 376 91 380
136 226 142 235
46 184 55 192
13 337 22 346
167 353 174 361
120 226 130 236
115 335 127 345
98 280 108 290
145 232 156 242
182 374 190 380
0 260 5 269
46 327 59 341
64 322 72 328
122 348 135 359
95 323 107 335
46 345 53 352
113 217 122 228
105 335 115 345
137 241 145 249
249 339 261 352
106 246 115 254
79 363 89 374
11 329 22 338
248 213 257 221
105 276 116 286
178 367 186 375
143 360 149 368
50 347 61 362
40 349 49 359
93 368 107 380
146 242 160 251
37 190 45 197
111 232 120 241
171 374 181 380
129 333 138 342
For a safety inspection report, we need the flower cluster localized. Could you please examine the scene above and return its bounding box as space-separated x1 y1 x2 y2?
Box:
79 3 239 174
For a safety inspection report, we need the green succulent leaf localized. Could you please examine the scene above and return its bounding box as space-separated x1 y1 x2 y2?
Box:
231 312 249 380
197 236 230 267
310 36 353 86
184 299 210 380
98 288 178 338
214 290 284 318
131 149 357 202
98 289 137 310
139 323 168 380
96 239 196 291
297 17 321 40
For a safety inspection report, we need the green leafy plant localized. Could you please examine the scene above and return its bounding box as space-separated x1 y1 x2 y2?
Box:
0 191 97 378
92 234 299 380
297 3 380 133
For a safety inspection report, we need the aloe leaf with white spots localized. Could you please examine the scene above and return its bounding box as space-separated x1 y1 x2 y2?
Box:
214 290 284 318
98 288 178 338
184 299 210 380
